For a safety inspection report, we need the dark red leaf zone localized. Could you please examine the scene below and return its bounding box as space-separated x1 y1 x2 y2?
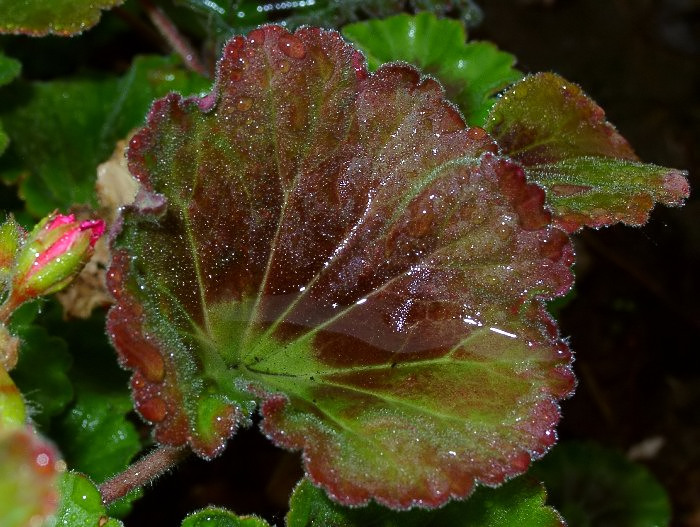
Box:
109 25 577 507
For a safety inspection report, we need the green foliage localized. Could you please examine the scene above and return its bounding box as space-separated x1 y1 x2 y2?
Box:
7 303 73 429
530 443 671 527
287 477 563 527
10 324 73 428
174 0 483 53
485 73 689 232
343 12 522 125
0 55 210 216
0 51 21 155
183 507 272 527
53 471 123 526
0 0 125 36
109 25 575 508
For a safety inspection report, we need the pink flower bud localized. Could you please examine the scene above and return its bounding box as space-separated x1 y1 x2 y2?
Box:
8 212 105 308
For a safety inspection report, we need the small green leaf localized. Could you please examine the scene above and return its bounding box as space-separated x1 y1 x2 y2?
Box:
342 13 522 125
530 442 671 527
0 0 125 36
183 507 272 527
287 477 564 527
53 471 123 527
0 53 21 87
0 427 62 527
0 55 211 216
485 73 689 232
0 51 21 156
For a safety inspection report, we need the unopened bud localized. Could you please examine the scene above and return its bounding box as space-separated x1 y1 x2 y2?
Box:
11 212 105 304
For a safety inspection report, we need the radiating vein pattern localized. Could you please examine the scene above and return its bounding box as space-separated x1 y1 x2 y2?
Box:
108 26 575 508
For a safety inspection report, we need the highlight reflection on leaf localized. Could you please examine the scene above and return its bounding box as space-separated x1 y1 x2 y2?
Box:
108 26 575 508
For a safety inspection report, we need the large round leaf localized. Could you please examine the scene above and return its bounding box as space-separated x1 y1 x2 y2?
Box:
108 26 574 508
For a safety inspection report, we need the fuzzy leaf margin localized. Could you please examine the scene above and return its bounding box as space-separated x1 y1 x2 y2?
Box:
485 73 690 232
108 26 575 509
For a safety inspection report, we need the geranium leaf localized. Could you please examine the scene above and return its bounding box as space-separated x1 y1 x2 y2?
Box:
485 73 690 232
0 0 125 36
182 507 271 527
530 442 671 527
342 12 522 126
53 471 123 527
109 26 575 508
0 55 210 216
0 51 21 156
288 477 564 527
0 427 62 527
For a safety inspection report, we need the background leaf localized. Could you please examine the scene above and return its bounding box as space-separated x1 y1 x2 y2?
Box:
0 51 21 155
8 302 73 429
109 26 575 508
342 12 522 125
287 477 564 527
0 0 125 36
484 73 689 232
0 55 210 216
40 305 144 517
171 0 483 54
183 507 272 527
529 442 671 527
53 471 124 527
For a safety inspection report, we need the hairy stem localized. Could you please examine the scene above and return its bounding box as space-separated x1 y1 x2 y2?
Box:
99 445 190 506
139 0 209 76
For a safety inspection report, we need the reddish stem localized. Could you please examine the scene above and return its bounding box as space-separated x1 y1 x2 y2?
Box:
99 445 190 505
139 0 209 76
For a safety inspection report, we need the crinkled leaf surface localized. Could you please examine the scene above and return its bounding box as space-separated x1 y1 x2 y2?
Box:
109 26 575 508
0 0 124 36
0 55 210 216
342 13 522 126
52 471 123 527
288 477 564 527
0 427 61 527
530 442 671 527
485 73 689 232
182 508 271 527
